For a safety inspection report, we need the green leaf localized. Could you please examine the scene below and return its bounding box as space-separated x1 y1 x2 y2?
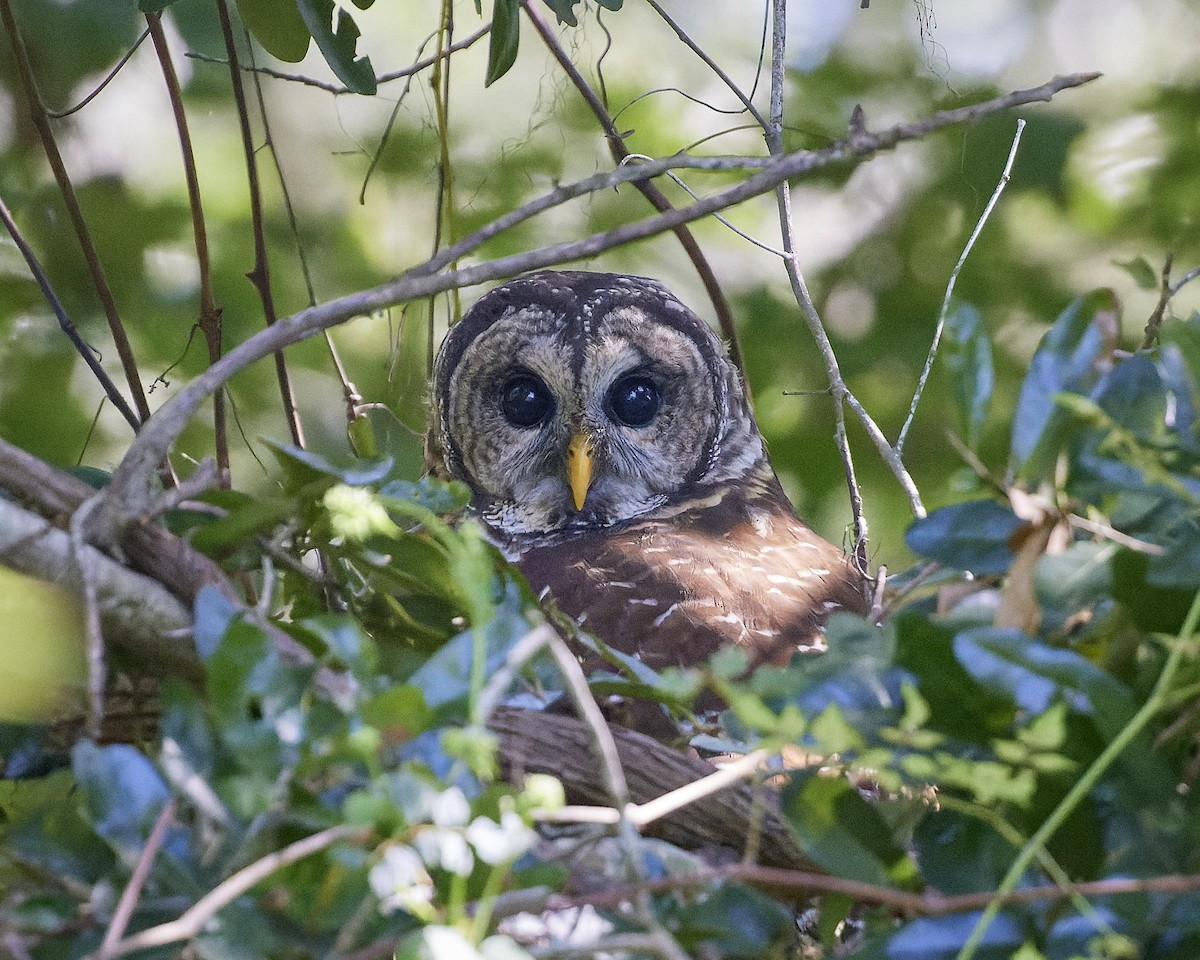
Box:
542 0 623 26
542 0 580 26
300 614 379 676
71 742 170 862
362 684 430 734
267 439 393 491
138 0 180 10
913 807 1018 893
296 0 376 95
905 499 1023 575
1011 289 1121 481
780 768 918 888
672 882 795 957
407 578 534 713
943 303 994 449
892 613 1015 742
347 411 380 458
236 0 311 62
1115 255 1159 290
485 0 521 86
1111 547 1200 633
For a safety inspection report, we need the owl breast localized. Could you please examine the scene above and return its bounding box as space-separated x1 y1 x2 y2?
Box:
514 475 867 674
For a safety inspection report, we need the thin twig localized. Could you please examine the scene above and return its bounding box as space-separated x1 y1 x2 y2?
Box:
147 12 232 485
92 72 1099 540
542 633 630 809
1171 264 1200 296
568 863 1200 919
764 0 873 573
897 118 1025 456
1066 513 1165 554
215 0 305 456
644 0 768 127
86 825 371 960
1140 253 1174 351
525 2 744 381
46 29 150 118
100 800 176 954
0 196 141 431
0 0 151 423
184 24 491 94
533 748 771 829
1141 256 1200 350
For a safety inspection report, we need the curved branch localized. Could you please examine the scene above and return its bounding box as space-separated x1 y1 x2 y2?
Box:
93 72 1100 542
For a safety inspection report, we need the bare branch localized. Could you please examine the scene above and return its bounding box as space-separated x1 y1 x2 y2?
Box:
0 195 141 432
525 2 745 380
764 0 874 571
148 12 232 483
100 800 176 955
87 825 371 960
0 496 195 680
897 118 1026 456
92 72 1099 542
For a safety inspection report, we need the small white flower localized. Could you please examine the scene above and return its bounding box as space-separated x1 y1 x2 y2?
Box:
431 786 471 827
415 826 475 877
466 811 537 865
369 845 434 916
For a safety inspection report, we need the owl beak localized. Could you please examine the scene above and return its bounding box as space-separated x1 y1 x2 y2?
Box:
566 433 594 511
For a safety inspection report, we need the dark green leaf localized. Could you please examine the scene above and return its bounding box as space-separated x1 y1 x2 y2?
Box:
542 0 580 26
867 912 1025 959
943 303 994 449
913 807 1018 893
485 0 521 86
267 439 393 490
159 680 216 779
296 0 376 95
236 0 311 62
300 614 379 676
1111 548 1200 633
780 768 918 888
672 883 795 957
138 0 180 11
407 578 534 713
71 741 170 861
905 499 1023 575
893 613 1015 742
1114 255 1159 290
1011 289 1120 481
379 477 472 513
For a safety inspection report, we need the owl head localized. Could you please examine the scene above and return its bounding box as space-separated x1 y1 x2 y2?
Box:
428 271 768 543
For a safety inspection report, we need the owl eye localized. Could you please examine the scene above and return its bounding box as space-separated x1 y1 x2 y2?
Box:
608 375 661 427
500 373 555 428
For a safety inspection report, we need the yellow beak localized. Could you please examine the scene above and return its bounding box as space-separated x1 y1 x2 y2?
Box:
566 433 594 511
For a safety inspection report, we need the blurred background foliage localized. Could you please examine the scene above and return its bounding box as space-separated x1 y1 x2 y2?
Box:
2 0 1197 569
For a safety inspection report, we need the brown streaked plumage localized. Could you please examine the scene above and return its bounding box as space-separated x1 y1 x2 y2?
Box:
428 271 868 695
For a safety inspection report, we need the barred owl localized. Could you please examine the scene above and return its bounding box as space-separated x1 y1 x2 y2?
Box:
428 271 868 688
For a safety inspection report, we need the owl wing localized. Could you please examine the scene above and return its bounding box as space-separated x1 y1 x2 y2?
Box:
516 482 868 675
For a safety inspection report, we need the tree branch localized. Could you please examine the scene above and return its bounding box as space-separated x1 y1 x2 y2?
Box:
524 1 744 380
89 72 1099 543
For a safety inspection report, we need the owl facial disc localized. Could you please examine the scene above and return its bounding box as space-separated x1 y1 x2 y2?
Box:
429 271 764 544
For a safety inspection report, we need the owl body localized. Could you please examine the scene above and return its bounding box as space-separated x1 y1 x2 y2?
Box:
428 271 868 677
